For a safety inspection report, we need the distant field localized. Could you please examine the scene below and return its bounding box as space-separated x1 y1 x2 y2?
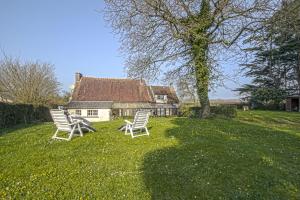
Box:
210 98 242 105
0 110 300 199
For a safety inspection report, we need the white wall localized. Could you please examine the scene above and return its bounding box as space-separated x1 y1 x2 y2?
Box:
68 109 111 122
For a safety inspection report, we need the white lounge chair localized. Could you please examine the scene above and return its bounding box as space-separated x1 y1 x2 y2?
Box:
124 111 150 138
50 109 83 141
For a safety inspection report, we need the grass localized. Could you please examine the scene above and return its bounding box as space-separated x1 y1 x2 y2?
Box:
0 110 300 199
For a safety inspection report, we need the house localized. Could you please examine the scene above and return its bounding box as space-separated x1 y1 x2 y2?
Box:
67 73 179 121
0 97 12 103
149 86 180 116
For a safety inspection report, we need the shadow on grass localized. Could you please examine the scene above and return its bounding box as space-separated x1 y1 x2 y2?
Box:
142 117 300 199
0 123 39 136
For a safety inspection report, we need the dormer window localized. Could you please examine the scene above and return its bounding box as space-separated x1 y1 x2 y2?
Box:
155 95 167 103
156 95 166 100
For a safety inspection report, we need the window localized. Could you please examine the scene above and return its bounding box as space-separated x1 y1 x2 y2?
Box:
156 95 165 100
87 110 98 117
75 110 81 116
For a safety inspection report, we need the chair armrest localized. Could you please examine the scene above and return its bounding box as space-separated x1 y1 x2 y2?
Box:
124 120 133 125
70 120 83 125
69 115 80 122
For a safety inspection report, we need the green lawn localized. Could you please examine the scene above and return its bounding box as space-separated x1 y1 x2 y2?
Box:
1 110 300 199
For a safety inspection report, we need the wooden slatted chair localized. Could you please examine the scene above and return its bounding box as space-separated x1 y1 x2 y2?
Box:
124 111 150 138
50 109 83 141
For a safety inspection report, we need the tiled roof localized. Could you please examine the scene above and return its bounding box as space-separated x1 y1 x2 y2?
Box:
71 77 153 103
68 101 113 109
150 86 180 104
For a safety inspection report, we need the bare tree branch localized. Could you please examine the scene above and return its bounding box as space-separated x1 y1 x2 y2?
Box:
0 56 60 105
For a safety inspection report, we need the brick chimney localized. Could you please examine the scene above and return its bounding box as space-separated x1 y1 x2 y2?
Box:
75 72 82 82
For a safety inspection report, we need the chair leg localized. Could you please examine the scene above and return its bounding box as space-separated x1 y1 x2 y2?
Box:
145 127 150 136
67 126 76 141
52 129 59 139
78 124 83 137
130 128 134 138
125 125 131 135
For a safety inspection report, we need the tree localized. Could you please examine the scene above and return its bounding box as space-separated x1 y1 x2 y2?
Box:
104 0 279 118
47 90 72 106
238 0 300 107
0 56 60 105
272 0 300 88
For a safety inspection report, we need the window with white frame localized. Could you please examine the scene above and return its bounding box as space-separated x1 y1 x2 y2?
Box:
87 110 98 117
75 110 81 116
156 95 166 100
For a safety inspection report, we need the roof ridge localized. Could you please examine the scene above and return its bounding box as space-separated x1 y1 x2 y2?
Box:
70 100 114 102
151 85 170 88
82 76 142 81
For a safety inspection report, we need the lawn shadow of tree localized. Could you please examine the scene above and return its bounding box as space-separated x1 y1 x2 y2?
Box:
142 118 300 199
0 123 39 136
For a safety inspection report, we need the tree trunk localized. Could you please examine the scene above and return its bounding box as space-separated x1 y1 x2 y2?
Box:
195 60 210 118
189 0 211 118
193 44 210 118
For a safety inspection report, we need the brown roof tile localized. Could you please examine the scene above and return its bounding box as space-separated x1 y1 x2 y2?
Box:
71 77 153 103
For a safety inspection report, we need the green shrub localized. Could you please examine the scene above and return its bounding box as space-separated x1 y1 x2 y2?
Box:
178 105 191 117
0 103 52 129
178 105 201 118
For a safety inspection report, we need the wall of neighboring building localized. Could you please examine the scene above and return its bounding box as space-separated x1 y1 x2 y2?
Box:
68 108 111 122
285 97 300 112
286 98 292 111
0 97 13 103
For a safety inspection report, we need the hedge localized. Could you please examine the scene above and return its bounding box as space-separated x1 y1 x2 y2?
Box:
179 105 237 118
0 103 52 129
210 105 237 118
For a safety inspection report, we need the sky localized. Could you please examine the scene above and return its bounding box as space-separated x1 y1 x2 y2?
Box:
0 0 249 99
